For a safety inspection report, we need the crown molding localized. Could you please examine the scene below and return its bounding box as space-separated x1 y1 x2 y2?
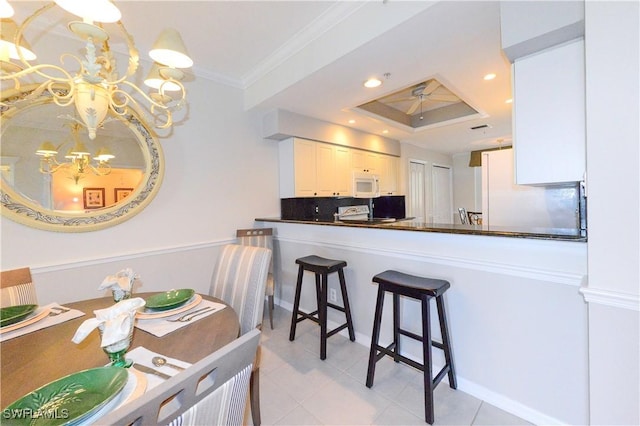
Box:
240 1 368 88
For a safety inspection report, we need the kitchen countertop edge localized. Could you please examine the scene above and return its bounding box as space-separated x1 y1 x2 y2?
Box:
255 217 587 242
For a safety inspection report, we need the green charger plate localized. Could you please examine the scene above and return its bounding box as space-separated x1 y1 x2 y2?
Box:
145 289 195 311
0 304 37 328
3 366 128 426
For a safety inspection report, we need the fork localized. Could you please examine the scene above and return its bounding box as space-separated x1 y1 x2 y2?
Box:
166 307 215 322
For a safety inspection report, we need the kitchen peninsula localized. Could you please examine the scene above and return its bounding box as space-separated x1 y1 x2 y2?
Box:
256 216 586 242
255 216 588 425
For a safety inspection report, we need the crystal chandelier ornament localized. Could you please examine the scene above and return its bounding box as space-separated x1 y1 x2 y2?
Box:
0 0 193 139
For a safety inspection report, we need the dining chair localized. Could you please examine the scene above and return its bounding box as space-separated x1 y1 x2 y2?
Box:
99 328 261 426
209 244 272 426
236 227 276 329
0 267 38 308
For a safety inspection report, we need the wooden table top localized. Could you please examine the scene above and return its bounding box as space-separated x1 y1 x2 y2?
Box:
0 293 240 408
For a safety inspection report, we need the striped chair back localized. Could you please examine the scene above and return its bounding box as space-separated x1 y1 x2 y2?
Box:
1 267 38 307
99 329 260 426
209 244 272 335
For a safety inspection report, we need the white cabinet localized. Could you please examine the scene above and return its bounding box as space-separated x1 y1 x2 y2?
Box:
513 39 585 185
379 154 399 195
334 146 352 196
279 138 401 197
351 150 380 174
279 138 352 197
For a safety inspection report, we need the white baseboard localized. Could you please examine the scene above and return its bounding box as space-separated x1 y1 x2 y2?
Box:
277 298 566 426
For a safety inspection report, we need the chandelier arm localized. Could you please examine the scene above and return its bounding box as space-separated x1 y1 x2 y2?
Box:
113 81 186 128
0 64 75 84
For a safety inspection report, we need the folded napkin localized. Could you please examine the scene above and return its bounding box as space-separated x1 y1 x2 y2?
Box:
0 303 85 342
72 298 145 347
127 346 191 389
135 300 226 338
99 268 141 302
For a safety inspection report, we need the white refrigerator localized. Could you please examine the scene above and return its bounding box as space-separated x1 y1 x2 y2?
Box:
481 149 579 228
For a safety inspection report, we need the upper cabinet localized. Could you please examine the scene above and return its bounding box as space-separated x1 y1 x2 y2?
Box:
279 137 400 198
513 39 586 185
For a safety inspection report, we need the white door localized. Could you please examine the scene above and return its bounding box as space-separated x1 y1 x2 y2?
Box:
409 161 426 222
432 164 453 224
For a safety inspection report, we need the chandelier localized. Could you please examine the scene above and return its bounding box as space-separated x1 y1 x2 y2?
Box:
36 122 115 184
0 0 193 140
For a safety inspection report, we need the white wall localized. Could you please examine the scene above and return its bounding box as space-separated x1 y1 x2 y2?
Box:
582 2 640 424
1 76 282 302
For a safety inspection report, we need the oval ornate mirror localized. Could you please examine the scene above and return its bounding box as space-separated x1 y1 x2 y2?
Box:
0 85 164 232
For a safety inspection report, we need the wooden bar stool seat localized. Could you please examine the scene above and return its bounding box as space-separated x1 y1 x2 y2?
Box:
289 255 356 360
366 270 456 424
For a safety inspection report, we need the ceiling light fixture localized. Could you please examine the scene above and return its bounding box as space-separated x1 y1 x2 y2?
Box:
382 129 389 134
36 123 114 184
364 78 382 88
483 73 496 81
505 98 513 104
0 0 193 140
348 119 356 124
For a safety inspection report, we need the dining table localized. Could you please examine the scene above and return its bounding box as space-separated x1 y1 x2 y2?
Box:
0 292 240 409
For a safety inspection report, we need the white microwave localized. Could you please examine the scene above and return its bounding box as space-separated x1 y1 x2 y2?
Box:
353 171 380 198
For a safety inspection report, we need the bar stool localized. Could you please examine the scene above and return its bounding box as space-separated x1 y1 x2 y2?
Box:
289 255 356 359
365 270 456 424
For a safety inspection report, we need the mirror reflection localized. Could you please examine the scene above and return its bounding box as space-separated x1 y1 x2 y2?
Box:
2 102 145 212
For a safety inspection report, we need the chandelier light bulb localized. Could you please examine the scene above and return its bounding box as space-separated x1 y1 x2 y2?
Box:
0 0 14 18
54 0 121 23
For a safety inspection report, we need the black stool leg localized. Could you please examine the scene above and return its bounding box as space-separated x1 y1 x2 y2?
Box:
319 273 328 360
436 295 457 389
422 295 435 424
393 293 400 363
289 265 304 341
366 285 385 388
338 268 356 341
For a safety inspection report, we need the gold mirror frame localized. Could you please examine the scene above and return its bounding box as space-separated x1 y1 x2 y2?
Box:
0 85 164 232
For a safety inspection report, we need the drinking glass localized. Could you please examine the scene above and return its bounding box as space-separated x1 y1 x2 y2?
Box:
112 288 132 303
98 311 135 368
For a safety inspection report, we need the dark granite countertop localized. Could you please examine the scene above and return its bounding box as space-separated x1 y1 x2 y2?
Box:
255 217 587 242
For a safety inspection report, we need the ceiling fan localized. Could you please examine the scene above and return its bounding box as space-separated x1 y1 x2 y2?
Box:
386 80 461 115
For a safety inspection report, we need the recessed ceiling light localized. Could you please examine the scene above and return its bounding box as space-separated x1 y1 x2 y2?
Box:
505 98 513 104
382 129 389 134
348 119 356 124
364 78 382 88
484 73 496 81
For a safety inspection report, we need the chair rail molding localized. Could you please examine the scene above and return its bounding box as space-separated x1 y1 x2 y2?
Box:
580 286 640 311
29 239 235 274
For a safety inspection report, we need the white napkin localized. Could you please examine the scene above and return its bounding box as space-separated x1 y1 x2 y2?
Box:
135 300 225 338
127 346 191 389
0 303 84 342
98 268 140 300
72 298 145 347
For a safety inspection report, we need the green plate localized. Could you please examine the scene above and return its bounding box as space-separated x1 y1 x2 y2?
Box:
145 289 195 311
3 366 128 426
0 304 37 328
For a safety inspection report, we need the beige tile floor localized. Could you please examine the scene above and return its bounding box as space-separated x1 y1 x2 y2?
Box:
254 308 532 426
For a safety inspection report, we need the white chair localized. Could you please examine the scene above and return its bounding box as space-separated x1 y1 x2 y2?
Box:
209 244 271 425
1 267 38 307
236 228 276 329
99 328 261 426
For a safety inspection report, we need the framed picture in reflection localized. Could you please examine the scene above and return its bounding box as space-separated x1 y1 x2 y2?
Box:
114 188 134 203
83 188 105 209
